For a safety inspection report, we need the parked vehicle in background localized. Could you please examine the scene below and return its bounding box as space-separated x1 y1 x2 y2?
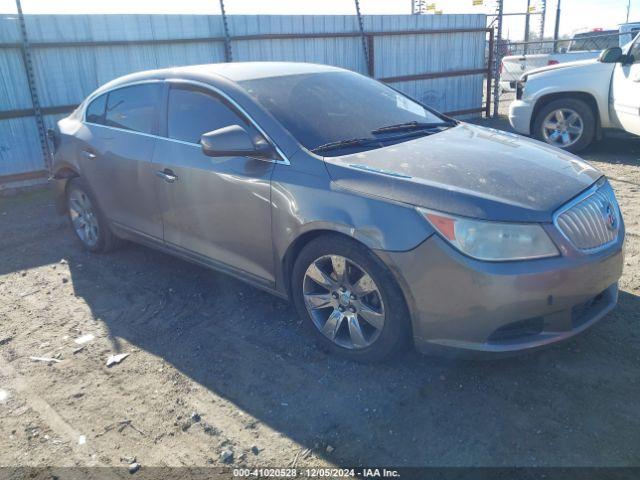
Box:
51 63 624 362
500 22 640 92
509 34 640 152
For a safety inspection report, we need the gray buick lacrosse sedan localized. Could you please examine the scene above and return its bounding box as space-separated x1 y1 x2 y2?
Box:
51 62 624 362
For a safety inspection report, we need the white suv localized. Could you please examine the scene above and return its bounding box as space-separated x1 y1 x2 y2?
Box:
509 35 640 152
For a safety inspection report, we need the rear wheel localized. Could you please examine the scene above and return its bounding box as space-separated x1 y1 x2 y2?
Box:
66 178 121 253
533 98 596 152
291 235 410 363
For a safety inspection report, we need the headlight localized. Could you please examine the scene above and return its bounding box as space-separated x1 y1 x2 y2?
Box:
417 208 559 261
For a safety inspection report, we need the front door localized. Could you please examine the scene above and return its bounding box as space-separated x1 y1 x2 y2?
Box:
152 82 276 285
612 37 640 136
81 83 163 238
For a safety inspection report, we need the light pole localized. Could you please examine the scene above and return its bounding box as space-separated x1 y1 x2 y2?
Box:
553 0 562 53
524 0 532 54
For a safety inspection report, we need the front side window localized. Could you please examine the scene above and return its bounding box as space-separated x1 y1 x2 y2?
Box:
104 83 161 134
85 93 107 124
238 71 450 155
168 87 255 144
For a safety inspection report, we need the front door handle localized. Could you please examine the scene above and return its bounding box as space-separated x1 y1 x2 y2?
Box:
81 150 96 160
155 168 178 183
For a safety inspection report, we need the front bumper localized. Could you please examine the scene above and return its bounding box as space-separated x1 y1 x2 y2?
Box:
508 99 534 136
381 231 624 356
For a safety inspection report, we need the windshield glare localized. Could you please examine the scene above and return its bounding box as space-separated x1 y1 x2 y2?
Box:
239 71 446 155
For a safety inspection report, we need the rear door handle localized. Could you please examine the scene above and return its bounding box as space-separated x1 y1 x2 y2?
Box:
155 168 178 183
81 150 96 160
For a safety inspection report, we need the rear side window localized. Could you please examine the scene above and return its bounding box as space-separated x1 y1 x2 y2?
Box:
167 87 254 144
85 94 107 124
569 31 618 51
104 84 161 134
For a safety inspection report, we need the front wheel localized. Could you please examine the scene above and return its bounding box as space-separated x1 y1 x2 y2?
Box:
532 98 596 152
291 235 411 363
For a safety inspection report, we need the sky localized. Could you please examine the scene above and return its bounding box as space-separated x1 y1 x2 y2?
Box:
0 0 636 40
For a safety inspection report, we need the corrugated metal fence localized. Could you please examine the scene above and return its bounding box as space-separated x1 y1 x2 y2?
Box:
0 13 489 185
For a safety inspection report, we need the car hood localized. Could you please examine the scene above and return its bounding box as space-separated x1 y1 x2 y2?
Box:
323 124 602 223
524 58 601 78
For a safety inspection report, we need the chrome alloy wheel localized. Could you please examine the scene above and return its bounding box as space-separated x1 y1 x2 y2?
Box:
303 255 385 349
542 108 584 148
68 189 100 247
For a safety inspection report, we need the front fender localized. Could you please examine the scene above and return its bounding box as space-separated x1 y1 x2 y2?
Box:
524 64 615 126
270 156 434 295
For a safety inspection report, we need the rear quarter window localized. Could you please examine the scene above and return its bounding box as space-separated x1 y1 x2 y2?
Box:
85 94 107 124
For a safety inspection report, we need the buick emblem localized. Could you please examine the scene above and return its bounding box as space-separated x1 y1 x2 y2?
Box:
604 203 617 231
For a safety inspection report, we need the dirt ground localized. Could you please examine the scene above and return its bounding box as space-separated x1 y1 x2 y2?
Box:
1 114 639 476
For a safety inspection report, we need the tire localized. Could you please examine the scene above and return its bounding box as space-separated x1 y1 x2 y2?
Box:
291 234 411 363
532 98 596 153
66 177 122 253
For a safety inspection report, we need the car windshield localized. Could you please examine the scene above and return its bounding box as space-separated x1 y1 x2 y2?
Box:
568 30 618 51
238 71 451 156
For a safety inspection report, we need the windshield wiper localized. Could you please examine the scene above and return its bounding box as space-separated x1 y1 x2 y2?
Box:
371 120 456 135
311 137 382 154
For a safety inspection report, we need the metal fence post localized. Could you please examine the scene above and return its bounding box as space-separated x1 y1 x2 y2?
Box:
492 0 503 117
219 0 233 62
354 0 372 76
485 28 494 118
539 0 547 43
15 0 51 173
366 35 375 77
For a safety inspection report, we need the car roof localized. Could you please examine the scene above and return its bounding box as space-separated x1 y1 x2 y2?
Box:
172 61 344 81
91 61 345 98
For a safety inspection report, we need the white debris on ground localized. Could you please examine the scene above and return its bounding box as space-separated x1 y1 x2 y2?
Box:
106 353 130 367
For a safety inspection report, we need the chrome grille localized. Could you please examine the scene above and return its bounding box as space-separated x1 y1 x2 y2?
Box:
556 183 620 251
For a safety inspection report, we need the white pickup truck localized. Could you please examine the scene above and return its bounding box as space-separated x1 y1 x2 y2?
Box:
508 35 640 152
500 23 640 92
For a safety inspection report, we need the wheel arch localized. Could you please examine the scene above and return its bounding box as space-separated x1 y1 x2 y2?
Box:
282 229 354 298
280 228 417 341
52 165 80 214
530 92 601 138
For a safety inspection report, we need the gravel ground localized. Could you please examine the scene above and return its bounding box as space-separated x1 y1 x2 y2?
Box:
1 114 639 475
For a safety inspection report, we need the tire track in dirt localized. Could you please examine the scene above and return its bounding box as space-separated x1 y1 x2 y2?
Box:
0 354 103 466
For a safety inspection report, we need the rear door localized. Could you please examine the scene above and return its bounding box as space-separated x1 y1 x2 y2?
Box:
81 82 163 238
152 81 276 285
611 37 640 136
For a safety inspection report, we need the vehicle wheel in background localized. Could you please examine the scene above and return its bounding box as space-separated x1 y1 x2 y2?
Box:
66 177 121 253
291 235 411 363
533 98 596 152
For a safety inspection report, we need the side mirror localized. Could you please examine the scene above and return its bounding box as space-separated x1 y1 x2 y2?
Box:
200 125 275 160
598 46 623 63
